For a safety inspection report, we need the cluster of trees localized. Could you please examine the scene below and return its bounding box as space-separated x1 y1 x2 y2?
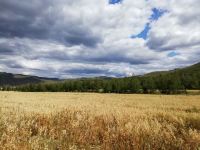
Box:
9 71 199 94
1 62 200 94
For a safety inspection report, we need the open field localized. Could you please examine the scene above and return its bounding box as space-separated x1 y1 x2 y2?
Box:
0 92 200 149
187 90 200 95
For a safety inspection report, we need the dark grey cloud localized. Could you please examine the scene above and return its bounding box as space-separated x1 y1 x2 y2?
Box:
0 37 151 65
62 68 126 78
0 47 15 55
147 31 200 51
84 54 149 65
0 59 23 69
0 0 101 47
148 41 200 51
35 50 150 65
0 0 49 38
67 68 106 74
6 63 24 69
64 34 101 48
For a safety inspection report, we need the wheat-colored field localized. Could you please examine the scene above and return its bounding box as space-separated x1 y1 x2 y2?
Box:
0 92 200 150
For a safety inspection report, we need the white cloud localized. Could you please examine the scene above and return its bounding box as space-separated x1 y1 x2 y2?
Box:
148 0 200 51
0 0 199 78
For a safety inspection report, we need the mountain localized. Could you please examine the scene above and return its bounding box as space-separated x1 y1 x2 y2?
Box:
0 72 59 86
144 62 200 77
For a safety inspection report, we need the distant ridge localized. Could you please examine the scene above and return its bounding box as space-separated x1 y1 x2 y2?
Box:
0 72 59 86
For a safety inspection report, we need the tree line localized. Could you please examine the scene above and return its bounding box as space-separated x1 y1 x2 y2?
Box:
3 71 199 94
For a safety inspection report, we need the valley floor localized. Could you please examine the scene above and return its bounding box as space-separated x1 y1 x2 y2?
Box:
0 92 200 149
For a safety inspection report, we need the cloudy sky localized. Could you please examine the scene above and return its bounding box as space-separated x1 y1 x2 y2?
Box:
0 0 200 78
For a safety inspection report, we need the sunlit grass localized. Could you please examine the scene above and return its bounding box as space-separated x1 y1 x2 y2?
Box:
0 92 200 149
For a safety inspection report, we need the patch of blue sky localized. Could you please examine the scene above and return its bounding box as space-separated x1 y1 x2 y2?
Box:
131 23 151 40
167 51 179 57
109 0 122 4
132 8 167 40
149 8 167 21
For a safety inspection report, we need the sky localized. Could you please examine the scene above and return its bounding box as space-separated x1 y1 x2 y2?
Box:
0 0 200 78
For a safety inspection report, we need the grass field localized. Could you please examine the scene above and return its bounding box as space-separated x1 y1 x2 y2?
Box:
187 90 200 95
0 92 200 149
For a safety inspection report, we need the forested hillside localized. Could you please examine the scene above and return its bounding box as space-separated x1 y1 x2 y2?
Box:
0 72 58 86
4 62 198 94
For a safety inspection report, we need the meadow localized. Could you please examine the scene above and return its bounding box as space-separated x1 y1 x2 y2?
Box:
0 92 200 150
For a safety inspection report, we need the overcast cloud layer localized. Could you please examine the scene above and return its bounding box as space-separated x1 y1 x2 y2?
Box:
0 0 199 78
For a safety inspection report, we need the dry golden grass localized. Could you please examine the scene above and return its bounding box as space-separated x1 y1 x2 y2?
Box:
0 92 200 150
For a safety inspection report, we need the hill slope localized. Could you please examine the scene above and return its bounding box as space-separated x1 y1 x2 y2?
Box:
139 62 200 91
1 62 200 93
145 62 200 77
0 72 59 86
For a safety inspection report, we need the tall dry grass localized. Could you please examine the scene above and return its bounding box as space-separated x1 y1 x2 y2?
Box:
0 92 200 149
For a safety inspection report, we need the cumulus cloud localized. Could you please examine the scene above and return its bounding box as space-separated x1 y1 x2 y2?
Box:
0 0 199 78
147 0 200 51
